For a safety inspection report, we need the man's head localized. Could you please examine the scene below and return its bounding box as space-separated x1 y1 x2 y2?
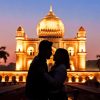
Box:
38 40 53 59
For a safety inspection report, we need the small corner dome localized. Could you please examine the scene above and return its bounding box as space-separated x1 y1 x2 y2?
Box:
17 26 24 31
79 26 85 31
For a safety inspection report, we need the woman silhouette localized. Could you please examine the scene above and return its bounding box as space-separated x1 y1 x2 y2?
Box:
45 48 70 100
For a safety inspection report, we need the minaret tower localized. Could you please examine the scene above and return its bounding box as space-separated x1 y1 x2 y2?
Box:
16 26 25 70
77 26 86 70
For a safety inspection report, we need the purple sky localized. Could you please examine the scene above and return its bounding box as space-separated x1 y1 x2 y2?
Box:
0 0 100 64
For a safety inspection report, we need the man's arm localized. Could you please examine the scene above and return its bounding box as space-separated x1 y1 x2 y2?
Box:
44 65 66 87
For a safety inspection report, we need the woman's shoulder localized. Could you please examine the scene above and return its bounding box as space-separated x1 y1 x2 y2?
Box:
55 64 66 71
58 64 66 68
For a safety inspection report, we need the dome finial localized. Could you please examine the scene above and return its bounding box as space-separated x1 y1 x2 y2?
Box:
50 5 52 12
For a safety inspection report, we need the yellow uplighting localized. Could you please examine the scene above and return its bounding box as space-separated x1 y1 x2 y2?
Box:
23 76 26 82
68 78 72 83
16 44 23 52
75 74 79 82
79 43 85 52
16 61 22 70
95 73 100 83
70 61 75 71
89 74 94 80
75 78 79 82
27 60 32 70
68 47 74 56
82 79 86 83
27 47 34 55
16 75 19 82
2 77 5 82
70 65 75 71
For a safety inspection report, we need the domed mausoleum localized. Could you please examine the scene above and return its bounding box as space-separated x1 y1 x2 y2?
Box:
1 6 100 84
16 6 86 71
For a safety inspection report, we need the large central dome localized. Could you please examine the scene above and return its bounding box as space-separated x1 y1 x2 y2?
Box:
37 6 64 38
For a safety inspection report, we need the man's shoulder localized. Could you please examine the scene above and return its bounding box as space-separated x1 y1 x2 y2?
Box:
29 56 40 70
31 56 39 65
56 64 66 71
31 56 44 65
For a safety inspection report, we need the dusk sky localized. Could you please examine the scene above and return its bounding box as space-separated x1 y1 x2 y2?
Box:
0 0 100 64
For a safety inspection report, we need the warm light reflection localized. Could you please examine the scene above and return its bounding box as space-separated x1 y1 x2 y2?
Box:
75 78 79 82
23 76 26 82
79 43 85 52
68 77 72 83
2 77 5 82
96 73 100 83
89 74 94 80
27 60 32 70
16 44 23 52
78 54 86 70
82 79 86 83
52 47 56 55
68 75 72 83
75 74 79 82
70 61 75 71
27 46 34 55
81 76 86 83
9 77 12 82
70 65 75 71
16 75 19 82
39 20 64 32
16 61 22 70
68 47 74 56
80 59 85 70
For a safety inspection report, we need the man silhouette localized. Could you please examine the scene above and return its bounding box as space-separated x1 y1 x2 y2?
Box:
25 40 53 100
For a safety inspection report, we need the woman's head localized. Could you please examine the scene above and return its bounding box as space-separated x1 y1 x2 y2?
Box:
53 48 70 69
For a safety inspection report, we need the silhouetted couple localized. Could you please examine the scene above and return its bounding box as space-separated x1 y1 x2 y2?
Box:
25 40 70 100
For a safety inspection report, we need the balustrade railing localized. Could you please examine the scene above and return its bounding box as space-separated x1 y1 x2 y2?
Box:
0 71 99 83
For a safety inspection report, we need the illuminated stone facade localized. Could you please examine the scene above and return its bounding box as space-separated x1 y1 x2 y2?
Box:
16 6 86 71
0 6 100 83
0 71 100 83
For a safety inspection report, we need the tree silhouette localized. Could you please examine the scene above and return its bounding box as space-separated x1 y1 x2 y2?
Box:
0 46 10 63
96 55 100 71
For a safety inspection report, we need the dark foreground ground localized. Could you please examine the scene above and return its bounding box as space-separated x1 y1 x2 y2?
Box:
0 82 100 100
